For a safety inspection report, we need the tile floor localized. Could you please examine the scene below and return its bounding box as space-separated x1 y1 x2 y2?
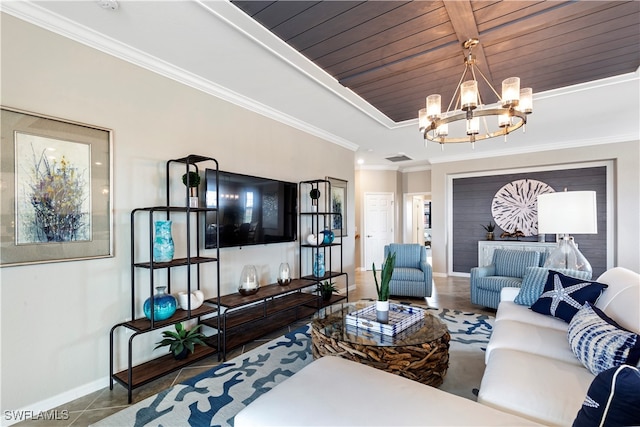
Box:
15 271 493 427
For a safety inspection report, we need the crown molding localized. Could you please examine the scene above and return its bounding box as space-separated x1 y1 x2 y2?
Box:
1 1 359 152
429 133 638 165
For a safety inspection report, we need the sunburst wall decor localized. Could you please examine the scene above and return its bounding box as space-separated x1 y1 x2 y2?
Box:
491 179 555 236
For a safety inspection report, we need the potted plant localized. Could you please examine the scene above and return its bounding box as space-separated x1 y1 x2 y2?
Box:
317 280 338 301
154 323 207 360
482 222 496 240
182 171 201 208
372 251 396 323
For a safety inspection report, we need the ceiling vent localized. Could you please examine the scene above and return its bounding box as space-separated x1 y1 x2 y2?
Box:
386 154 412 162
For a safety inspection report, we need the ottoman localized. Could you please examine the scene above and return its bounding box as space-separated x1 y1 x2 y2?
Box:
235 356 540 426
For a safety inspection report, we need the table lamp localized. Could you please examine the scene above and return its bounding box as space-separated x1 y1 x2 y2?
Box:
537 190 597 275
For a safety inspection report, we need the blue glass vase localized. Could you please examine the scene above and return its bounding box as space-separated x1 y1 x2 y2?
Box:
143 286 177 321
313 252 325 277
321 229 335 244
153 220 174 262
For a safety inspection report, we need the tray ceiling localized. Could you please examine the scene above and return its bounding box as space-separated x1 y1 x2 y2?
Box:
232 1 640 123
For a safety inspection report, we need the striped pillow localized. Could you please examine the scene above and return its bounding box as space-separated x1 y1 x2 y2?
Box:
568 303 640 375
515 267 592 306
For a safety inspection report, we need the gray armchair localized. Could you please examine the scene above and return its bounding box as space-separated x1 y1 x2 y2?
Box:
383 243 433 298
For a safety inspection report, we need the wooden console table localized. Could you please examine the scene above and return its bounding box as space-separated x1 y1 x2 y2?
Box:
203 278 345 359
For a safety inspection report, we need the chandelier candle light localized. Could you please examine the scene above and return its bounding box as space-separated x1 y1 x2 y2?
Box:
419 39 533 149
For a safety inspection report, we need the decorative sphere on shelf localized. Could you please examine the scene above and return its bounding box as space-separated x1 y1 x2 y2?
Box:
306 234 319 246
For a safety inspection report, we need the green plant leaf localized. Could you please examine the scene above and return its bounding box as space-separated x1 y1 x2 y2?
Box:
191 337 207 347
172 343 184 356
376 252 395 301
181 172 201 188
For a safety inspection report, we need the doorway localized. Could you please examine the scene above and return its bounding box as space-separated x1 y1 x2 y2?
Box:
363 192 394 270
403 193 432 265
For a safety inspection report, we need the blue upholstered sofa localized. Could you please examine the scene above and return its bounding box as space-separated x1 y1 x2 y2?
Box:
470 249 542 309
384 243 433 298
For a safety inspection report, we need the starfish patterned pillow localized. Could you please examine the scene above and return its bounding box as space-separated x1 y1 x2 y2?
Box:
530 270 608 323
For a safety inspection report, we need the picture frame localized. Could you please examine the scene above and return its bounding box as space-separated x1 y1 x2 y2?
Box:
1 107 113 267
326 176 347 237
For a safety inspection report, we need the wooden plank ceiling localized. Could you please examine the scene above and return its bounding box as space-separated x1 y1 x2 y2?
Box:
231 1 640 123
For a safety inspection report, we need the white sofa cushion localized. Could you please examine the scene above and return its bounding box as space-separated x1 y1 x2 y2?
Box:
479 348 594 426
486 319 581 365
594 267 640 333
235 356 541 426
495 300 568 331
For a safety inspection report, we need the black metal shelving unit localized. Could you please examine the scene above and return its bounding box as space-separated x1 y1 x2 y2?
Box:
109 154 220 403
298 179 348 306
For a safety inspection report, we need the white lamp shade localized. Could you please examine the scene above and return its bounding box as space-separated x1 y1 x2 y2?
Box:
537 191 597 234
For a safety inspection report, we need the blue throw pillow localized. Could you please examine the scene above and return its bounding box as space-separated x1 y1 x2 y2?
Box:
530 271 607 322
568 302 640 375
573 365 640 427
515 267 592 306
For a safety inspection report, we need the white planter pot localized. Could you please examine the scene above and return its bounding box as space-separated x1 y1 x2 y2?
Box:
376 300 389 323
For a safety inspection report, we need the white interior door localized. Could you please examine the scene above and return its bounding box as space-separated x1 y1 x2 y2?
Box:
363 193 394 270
413 196 424 244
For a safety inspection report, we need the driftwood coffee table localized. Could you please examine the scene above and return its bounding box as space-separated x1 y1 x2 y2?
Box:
311 302 450 387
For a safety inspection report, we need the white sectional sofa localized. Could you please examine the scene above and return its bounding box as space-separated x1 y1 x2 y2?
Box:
478 267 640 426
235 267 639 426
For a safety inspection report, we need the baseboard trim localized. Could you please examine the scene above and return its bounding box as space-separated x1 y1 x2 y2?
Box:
2 377 110 427
448 272 471 278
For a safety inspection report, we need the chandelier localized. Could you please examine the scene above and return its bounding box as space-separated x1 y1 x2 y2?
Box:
419 39 533 148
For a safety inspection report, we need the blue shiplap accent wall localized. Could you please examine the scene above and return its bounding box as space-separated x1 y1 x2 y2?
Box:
453 167 607 277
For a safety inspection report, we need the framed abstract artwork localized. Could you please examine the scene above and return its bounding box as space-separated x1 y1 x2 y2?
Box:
326 176 347 237
1 107 113 266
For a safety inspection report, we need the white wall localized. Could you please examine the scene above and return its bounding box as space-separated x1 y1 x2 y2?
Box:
0 14 355 413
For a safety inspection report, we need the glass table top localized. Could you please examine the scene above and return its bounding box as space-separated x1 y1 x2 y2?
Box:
312 302 448 347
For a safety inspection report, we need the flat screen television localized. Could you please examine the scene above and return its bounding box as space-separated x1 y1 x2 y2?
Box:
204 169 297 248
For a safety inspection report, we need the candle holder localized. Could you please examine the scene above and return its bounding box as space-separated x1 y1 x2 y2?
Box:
277 262 292 286
238 265 260 296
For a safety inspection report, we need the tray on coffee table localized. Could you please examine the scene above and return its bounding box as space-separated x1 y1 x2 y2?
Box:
345 303 425 336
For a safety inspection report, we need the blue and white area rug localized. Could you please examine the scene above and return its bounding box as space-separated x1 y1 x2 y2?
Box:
93 307 493 427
